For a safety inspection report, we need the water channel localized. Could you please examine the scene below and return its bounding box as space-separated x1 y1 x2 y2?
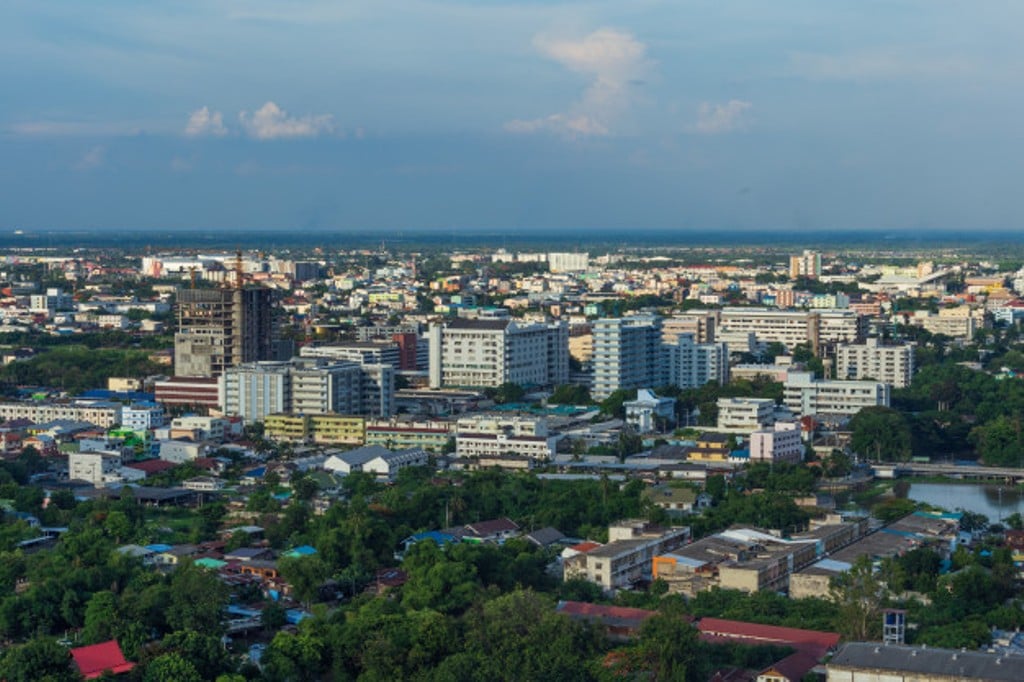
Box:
904 482 1024 522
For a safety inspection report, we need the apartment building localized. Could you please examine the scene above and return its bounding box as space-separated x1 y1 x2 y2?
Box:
69 451 124 486
717 397 776 432
783 372 889 417
455 433 557 460
906 306 987 340
665 333 729 389
222 358 394 423
789 250 822 280
564 520 690 592
0 401 122 429
662 313 717 344
428 318 568 389
591 316 664 400
749 421 804 463
121 404 166 431
365 419 454 452
719 308 864 351
837 337 914 388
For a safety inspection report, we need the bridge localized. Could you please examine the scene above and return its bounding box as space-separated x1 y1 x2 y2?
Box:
873 462 1024 483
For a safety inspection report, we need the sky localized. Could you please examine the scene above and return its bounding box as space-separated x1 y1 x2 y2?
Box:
2 0 1024 234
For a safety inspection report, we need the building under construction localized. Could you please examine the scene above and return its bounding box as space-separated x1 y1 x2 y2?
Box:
174 287 276 378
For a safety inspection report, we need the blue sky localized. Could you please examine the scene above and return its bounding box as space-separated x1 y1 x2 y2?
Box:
2 0 1023 233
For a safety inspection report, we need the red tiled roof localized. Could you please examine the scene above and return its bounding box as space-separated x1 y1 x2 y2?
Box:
556 601 656 624
697 618 840 656
569 541 602 553
71 640 135 679
124 459 177 474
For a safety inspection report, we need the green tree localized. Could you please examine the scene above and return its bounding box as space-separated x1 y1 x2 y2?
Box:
830 555 884 641
0 638 78 682
636 600 701 681
849 406 912 462
166 562 229 636
143 652 203 682
82 590 120 644
278 555 329 609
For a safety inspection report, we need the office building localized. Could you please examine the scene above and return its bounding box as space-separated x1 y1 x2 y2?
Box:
717 397 776 432
591 316 664 401
720 308 864 352
837 338 914 388
428 318 568 389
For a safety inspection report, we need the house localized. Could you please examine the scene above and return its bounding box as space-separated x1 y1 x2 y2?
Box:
525 527 566 548
70 640 135 679
697 618 840 658
224 547 274 563
461 517 521 544
324 445 429 481
755 651 819 682
395 530 459 560
642 484 711 516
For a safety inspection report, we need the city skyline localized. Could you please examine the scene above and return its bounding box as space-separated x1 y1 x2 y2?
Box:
3 1 1024 232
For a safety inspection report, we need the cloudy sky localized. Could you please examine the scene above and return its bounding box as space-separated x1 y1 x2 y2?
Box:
2 0 1023 233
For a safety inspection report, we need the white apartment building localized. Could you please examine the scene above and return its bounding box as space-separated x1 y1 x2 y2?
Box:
783 371 890 417
665 334 729 389
591 316 665 401
300 341 401 368
170 416 227 442
716 397 777 432
455 414 548 437
121 404 167 431
455 433 557 460
222 358 394 423
159 439 207 464
837 337 914 388
68 451 124 486
749 421 804 464
547 252 589 273
428 318 568 389
719 308 864 350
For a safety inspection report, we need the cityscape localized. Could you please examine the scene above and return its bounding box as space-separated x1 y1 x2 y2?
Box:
0 238 1018 680
5 0 1024 680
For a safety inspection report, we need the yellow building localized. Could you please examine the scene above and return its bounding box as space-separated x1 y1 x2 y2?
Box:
265 414 309 442
309 415 365 445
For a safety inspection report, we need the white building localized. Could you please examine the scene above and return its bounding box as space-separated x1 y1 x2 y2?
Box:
0 401 122 429
222 358 394 423
121 404 167 431
591 316 664 401
783 372 890 417
68 451 124 486
837 337 914 388
716 397 776 432
665 334 729 389
159 439 207 464
455 414 548 437
789 250 822 280
323 445 429 481
428 318 568 389
169 416 227 442
624 389 676 434
906 306 986 340
719 308 864 351
749 421 804 464
547 252 589 273
455 433 557 461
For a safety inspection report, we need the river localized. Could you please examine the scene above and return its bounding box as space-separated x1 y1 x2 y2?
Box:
904 482 1024 522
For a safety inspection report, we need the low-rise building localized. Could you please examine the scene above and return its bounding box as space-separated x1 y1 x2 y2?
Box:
783 372 890 417
749 421 804 464
624 389 676 434
563 520 690 592
826 642 1022 681
455 433 557 460
717 397 776 432
68 451 124 486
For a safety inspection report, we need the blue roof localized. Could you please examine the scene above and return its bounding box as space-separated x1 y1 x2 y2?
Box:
287 545 317 556
244 467 266 478
146 543 173 552
412 531 458 545
731 449 750 459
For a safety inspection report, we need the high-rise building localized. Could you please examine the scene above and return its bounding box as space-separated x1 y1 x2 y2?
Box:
428 318 568 389
591 316 664 400
665 333 729 389
789 250 822 280
174 287 277 378
222 358 395 423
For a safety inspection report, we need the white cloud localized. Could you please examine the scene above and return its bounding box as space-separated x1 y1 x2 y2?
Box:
184 106 228 137
790 49 974 82
506 28 650 138
505 114 608 138
694 100 752 135
239 101 334 140
74 145 106 171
